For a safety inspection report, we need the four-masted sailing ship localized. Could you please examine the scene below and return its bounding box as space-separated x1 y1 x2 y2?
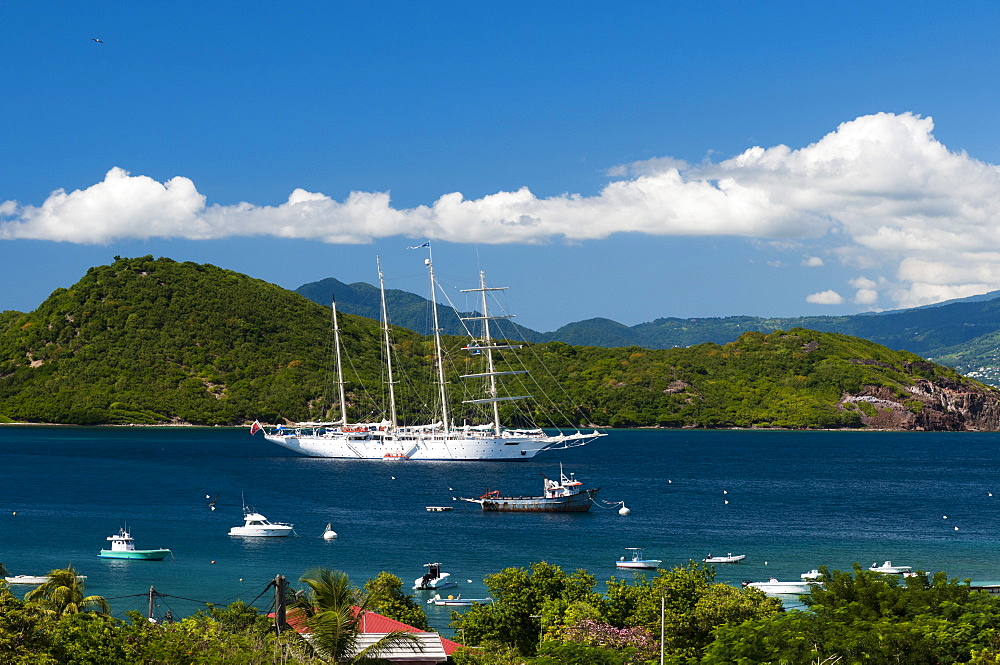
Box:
257 253 605 460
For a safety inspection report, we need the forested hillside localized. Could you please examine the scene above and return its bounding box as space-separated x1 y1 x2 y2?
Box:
1 256 998 430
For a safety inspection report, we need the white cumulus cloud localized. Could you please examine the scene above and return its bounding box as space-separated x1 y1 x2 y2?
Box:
5 112 1000 309
806 290 845 305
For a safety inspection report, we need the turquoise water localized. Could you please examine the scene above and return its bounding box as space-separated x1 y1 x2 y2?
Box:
2 426 999 633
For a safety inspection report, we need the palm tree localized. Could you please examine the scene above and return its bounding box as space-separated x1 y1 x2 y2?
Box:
24 565 110 616
293 568 424 664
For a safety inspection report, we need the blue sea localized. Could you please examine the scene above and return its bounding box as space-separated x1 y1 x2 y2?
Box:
3 426 999 634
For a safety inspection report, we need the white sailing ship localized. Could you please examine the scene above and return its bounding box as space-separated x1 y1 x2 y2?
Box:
257 253 605 461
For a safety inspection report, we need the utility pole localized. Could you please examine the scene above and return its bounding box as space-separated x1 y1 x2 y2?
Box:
274 574 287 635
660 595 665 665
148 586 156 623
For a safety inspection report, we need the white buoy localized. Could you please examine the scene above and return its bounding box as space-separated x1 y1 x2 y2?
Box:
322 522 338 540
618 503 631 515
724 500 729 504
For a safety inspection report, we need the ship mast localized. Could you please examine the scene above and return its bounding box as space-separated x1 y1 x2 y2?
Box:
377 257 398 429
460 271 528 437
426 250 451 433
330 296 348 427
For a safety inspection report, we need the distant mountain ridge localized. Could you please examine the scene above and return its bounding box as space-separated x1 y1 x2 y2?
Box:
295 277 1000 385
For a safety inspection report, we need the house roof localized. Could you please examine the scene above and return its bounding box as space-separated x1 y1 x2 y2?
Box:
270 606 464 657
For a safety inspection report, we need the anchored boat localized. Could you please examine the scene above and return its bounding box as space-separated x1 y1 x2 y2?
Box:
413 562 457 591
254 253 605 461
98 528 171 560
460 465 599 512
228 507 294 537
616 548 662 570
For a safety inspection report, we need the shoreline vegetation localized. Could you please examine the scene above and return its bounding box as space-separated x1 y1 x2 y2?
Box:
2 256 999 432
5 560 1000 663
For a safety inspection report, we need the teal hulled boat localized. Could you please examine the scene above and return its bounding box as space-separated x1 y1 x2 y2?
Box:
98 528 171 560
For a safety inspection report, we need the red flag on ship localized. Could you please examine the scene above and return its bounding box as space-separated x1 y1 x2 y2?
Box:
249 420 263 435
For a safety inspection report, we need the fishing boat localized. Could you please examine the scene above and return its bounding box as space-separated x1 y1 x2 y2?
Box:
743 578 817 595
459 464 599 512
426 593 492 606
703 553 746 563
228 506 294 537
413 562 457 591
616 548 662 570
869 560 912 574
254 253 606 461
98 528 171 560
4 574 88 585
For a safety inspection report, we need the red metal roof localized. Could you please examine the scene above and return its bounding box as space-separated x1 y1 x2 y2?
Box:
270 607 464 656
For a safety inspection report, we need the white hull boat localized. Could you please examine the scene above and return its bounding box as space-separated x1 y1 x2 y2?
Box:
5 574 88 585
426 594 492 606
254 255 605 461
616 548 661 570
744 578 817 595
869 560 912 574
801 569 822 581
703 553 746 563
414 562 457 591
229 507 294 537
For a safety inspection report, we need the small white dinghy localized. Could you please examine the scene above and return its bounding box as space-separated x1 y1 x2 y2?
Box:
703 553 746 563
426 593 492 606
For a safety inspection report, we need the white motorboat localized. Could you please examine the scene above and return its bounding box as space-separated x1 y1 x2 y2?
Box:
254 256 605 461
4 574 88 585
801 569 822 581
744 578 817 595
869 560 912 574
616 548 662 570
228 506 294 537
426 593 492 606
703 553 746 563
413 562 457 591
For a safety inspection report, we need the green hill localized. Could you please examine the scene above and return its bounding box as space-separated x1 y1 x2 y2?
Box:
1 256 997 430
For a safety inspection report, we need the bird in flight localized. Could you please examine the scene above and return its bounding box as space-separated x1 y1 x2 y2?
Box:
91 38 103 43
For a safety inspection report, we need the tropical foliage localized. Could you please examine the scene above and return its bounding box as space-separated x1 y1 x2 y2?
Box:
0 255 992 429
292 568 422 663
7 561 1000 663
704 565 1000 664
23 566 110 617
450 560 782 662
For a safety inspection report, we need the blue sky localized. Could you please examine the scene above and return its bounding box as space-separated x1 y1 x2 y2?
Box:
3 2 1000 331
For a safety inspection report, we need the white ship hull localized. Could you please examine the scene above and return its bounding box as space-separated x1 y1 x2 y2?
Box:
228 525 293 537
264 430 601 461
